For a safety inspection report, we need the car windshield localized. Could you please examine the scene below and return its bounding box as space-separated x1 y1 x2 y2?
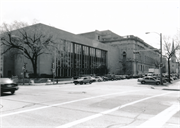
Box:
0 78 13 84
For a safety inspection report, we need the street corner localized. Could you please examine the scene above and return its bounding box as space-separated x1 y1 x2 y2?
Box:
162 84 180 91
155 80 180 91
162 88 180 91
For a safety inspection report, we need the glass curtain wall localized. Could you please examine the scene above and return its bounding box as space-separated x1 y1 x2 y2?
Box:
55 41 107 77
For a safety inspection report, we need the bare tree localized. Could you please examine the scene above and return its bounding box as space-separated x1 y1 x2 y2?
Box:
153 58 160 68
0 21 55 77
163 36 180 82
174 29 180 78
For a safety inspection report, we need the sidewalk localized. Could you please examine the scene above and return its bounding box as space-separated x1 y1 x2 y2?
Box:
152 79 180 91
18 78 73 86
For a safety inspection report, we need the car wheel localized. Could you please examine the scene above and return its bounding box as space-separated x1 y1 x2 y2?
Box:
80 81 83 85
141 81 145 84
156 82 160 85
98 79 101 82
11 90 15 94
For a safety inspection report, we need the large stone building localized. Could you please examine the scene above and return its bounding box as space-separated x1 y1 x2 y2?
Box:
1 23 168 78
1 24 120 78
79 30 161 75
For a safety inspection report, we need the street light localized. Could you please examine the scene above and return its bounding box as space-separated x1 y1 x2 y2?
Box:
146 32 163 85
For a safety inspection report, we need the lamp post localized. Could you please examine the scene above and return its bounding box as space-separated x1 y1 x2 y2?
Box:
145 32 163 85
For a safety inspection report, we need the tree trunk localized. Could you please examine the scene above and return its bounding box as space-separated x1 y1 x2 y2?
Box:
30 57 38 78
168 58 171 83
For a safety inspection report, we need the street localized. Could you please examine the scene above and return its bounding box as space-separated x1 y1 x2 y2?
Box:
0 79 180 128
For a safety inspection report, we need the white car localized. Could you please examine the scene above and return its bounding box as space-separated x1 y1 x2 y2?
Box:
138 76 160 85
73 76 95 85
93 76 103 82
0 78 19 94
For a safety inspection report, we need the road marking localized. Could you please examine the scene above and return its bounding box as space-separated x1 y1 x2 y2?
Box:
167 123 180 126
0 90 141 117
55 92 173 128
137 102 180 128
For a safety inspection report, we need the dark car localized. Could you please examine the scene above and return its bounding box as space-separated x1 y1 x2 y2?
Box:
73 76 95 85
102 76 114 81
138 76 160 85
0 78 19 94
102 74 117 81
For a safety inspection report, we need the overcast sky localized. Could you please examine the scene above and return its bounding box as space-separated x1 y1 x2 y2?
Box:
1 0 179 49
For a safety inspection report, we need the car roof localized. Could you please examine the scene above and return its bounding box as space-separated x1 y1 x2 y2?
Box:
0 78 13 84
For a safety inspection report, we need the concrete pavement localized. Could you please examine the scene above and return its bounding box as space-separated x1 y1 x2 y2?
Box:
151 79 180 91
18 78 180 91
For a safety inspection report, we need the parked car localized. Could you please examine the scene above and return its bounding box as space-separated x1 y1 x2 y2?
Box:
73 76 95 85
138 76 160 85
102 76 109 81
126 75 133 79
90 76 96 82
171 76 178 80
103 74 118 81
102 76 116 81
114 75 122 80
0 78 19 94
155 77 168 83
93 76 103 82
163 77 173 82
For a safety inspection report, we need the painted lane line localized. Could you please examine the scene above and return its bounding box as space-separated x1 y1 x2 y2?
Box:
0 90 141 117
55 92 173 128
137 102 180 128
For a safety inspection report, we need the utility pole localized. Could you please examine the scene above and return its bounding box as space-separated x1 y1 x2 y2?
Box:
145 32 163 85
160 33 163 85
22 43 25 85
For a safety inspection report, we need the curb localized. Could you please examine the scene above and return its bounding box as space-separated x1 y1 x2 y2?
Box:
18 81 73 86
162 88 180 91
151 80 180 91
45 81 73 85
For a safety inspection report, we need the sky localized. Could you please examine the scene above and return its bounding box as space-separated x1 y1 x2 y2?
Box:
0 0 180 49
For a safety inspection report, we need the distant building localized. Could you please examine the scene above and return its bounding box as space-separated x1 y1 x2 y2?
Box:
79 30 161 75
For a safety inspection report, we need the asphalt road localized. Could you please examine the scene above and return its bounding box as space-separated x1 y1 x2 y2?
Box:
1 79 180 128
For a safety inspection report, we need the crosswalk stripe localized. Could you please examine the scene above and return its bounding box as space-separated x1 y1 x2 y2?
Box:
137 102 180 128
56 92 173 128
0 90 140 117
